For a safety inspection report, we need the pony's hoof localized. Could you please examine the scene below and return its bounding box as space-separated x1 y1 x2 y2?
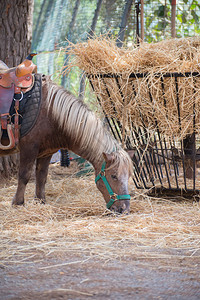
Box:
12 198 25 206
34 198 46 204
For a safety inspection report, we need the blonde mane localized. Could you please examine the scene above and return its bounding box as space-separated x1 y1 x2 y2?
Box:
45 80 133 175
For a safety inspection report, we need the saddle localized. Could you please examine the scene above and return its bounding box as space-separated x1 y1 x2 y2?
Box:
0 54 37 150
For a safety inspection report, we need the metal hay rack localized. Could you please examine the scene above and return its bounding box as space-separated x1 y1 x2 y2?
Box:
88 71 200 198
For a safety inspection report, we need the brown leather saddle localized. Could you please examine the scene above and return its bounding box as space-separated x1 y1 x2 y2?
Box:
0 55 37 150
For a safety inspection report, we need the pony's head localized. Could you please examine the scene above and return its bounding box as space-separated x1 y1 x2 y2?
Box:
95 150 133 214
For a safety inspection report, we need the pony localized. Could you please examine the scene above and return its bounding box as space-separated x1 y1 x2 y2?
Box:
1 75 133 213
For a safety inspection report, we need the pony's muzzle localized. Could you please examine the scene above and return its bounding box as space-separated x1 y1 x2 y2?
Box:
110 200 130 214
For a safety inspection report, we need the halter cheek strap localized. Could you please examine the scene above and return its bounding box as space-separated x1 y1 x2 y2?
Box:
95 161 131 209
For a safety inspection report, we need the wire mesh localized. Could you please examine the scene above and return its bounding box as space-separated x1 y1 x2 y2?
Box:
143 0 200 42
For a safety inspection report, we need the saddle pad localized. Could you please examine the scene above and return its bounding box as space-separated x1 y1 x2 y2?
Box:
9 73 42 138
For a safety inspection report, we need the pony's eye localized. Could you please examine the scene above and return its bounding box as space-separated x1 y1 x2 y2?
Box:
111 174 118 180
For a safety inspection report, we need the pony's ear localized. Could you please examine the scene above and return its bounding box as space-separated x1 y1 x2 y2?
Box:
126 149 135 160
102 152 114 162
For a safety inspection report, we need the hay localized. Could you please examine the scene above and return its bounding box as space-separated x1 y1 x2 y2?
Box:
66 36 200 74
0 162 200 266
65 36 200 140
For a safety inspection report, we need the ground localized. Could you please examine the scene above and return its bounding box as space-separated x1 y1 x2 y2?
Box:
1 250 200 299
0 161 200 299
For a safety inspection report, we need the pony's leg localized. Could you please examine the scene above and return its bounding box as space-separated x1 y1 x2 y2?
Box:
12 149 37 206
35 155 52 203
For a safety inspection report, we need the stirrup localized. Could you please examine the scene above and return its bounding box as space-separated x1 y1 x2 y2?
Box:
0 124 15 150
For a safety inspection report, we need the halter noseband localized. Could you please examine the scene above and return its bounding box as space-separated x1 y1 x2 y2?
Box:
95 161 131 209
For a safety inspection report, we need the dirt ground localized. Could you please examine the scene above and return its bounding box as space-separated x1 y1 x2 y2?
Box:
1 249 200 299
0 162 200 299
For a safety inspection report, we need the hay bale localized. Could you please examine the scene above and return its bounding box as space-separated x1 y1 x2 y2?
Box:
66 36 200 141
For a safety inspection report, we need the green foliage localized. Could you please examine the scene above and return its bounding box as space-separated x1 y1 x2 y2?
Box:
32 0 200 104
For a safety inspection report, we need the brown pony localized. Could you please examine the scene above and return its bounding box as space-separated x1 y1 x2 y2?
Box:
1 76 133 213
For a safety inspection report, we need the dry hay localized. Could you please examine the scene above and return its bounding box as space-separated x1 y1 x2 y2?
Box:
65 36 200 141
0 161 200 267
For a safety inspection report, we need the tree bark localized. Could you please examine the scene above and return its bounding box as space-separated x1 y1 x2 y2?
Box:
61 0 81 88
140 0 144 41
32 0 47 49
171 0 176 38
0 0 34 178
79 0 103 99
116 0 134 47
88 0 103 37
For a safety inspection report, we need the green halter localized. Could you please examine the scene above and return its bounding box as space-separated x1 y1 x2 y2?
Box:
95 161 131 209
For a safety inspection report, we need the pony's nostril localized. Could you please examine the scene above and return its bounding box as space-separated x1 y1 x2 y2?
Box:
111 205 125 214
110 201 130 214
110 206 117 212
118 207 123 214
118 203 130 214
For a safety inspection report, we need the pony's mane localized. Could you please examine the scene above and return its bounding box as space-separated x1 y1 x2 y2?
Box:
45 79 133 175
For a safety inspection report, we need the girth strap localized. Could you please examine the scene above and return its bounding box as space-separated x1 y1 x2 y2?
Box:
13 92 23 145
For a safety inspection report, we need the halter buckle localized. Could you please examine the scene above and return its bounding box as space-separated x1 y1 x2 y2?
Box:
111 193 117 200
100 170 105 177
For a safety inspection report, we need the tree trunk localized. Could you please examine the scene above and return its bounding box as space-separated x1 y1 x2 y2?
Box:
116 0 134 47
32 0 47 48
88 0 103 37
0 0 34 178
32 0 55 50
61 0 81 88
140 0 144 41
171 0 176 38
79 0 103 99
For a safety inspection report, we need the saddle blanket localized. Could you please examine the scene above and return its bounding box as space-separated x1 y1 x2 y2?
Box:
9 73 42 138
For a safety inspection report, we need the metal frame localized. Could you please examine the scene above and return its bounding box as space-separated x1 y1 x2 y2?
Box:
88 72 200 197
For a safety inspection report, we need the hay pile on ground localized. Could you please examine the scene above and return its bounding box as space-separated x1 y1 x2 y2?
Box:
66 36 200 140
0 162 200 266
